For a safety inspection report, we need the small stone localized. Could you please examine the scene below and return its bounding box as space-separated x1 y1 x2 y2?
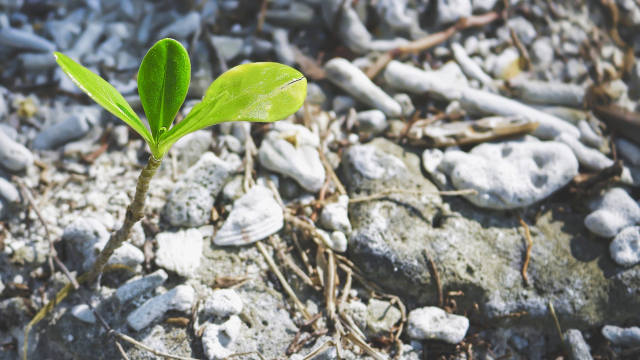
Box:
585 188 640 238
578 120 604 149
617 138 640 166
531 38 554 68
610 227 640 267
439 141 578 209
116 270 169 303
178 152 236 195
210 35 244 61
329 231 348 253
110 125 129 148
204 289 243 317
507 17 537 45
158 12 201 40
563 329 592 360
155 229 203 277
492 48 521 80
0 127 33 172
71 304 96 324
344 300 368 330
306 83 327 107
357 110 388 136
0 27 56 52
407 307 469 344
320 195 352 233
272 28 294 66
556 133 614 171
0 177 19 204
163 183 213 228
333 95 356 114
90 240 144 270
214 185 283 246
472 0 498 13
365 299 402 338
438 0 471 24
602 325 640 347
202 316 242 360
393 93 415 117
127 285 195 331
62 218 110 271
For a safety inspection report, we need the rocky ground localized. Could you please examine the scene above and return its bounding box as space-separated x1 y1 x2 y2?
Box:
1 0 640 359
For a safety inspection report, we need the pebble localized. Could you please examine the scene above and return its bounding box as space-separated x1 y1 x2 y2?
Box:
91 240 144 270
325 58 402 117
329 231 348 253
0 177 20 204
602 325 640 347
155 229 204 277
164 183 213 228
272 28 295 66
492 48 521 80
177 152 236 195
585 188 640 238
0 27 56 52
333 95 356 114
578 120 604 149
438 140 578 209
116 269 169 303
437 0 471 24
377 0 414 31
158 12 201 40
357 110 388 135
451 43 494 88
210 36 244 61
204 289 243 317
393 93 415 117
202 316 242 360
511 80 585 108
609 227 640 267
0 127 33 172
320 195 352 233
265 2 316 27
473 0 498 13
214 185 283 246
556 133 614 171
258 127 325 192
617 137 640 166
383 60 467 102
531 38 554 68
127 285 195 331
563 329 592 360
32 113 91 150
407 307 469 344
365 299 402 338
507 16 537 45
71 304 96 324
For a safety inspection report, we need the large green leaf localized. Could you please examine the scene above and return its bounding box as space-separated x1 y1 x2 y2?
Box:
138 39 190 141
54 52 154 147
157 62 307 155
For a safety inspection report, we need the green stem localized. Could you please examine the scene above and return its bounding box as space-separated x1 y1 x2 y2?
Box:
88 155 163 282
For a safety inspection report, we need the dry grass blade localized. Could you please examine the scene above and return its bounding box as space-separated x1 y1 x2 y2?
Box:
515 212 533 285
325 249 336 320
318 147 346 196
344 332 384 360
548 300 564 345
113 332 199 360
423 248 443 308
301 339 336 360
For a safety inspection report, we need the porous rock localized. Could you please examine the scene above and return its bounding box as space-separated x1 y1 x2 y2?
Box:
563 329 592 360
365 299 402 338
163 183 213 228
407 307 469 344
155 229 204 277
584 188 640 238
320 195 352 233
127 285 195 331
610 226 640 267
204 289 243 317
602 325 640 347
202 316 242 360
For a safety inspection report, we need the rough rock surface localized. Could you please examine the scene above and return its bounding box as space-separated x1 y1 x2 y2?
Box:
407 307 469 344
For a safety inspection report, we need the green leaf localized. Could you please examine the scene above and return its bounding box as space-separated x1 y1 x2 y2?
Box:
54 52 154 147
138 39 190 141
157 62 307 155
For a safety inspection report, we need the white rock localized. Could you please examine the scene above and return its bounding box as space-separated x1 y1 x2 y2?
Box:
383 60 466 102
320 195 352 233
155 229 203 277
393 93 415 117
617 138 640 166
258 131 325 192
0 177 20 204
531 38 554 68
330 231 348 253
357 110 388 135
89 240 144 270
511 79 585 108
325 58 402 117
472 0 498 13
71 304 96 324
164 183 213 228
439 141 578 209
585 188 640 238
602 325 640 347
179 152 236 194
272 28 295 66
578 120 604 149
333 95 356 114
507 16 537 45
376 0 413 30
556 133 614 171
214 185 283 246
202 316 242 360
204 289 243 317
0 127 33 172
451 43 493 88
0 27 56 52
210 35 244 61
491 48 520 80
563 329 592 360
0 275 4 295
438 0 471 24
116 270 169 303
609 226 640 267
127 285 195 331
407 307 469 344
62 218 110 270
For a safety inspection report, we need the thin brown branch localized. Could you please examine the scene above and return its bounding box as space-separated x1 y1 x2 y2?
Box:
318 147 347 196
510 28 531 71
516 212 533 285
423 248 443 308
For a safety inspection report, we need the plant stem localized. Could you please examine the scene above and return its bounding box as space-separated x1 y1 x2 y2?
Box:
88 155 163 283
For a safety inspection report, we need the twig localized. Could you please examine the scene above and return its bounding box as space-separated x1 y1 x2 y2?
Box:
282 254 316 288
516 212 533 285
349 188 476 204
423 248 443 308
291 231 314 274
112 332 199 360
243 135 257 193
256 239 313 322
510 28 531 71
548 300 564 345
256 0 268 34
318 147 346 196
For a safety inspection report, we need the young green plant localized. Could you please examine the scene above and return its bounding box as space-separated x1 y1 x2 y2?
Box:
54 38 307 282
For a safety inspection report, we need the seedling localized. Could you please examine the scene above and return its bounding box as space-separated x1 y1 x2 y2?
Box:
54 38 307 281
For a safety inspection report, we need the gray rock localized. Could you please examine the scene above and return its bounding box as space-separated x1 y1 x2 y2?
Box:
164 183 213 228
258 126 325 192
71 304 96 324
89 240 144 270
320 195 352 233
438 140 578 209
210 35 244 61
155 229 204 277
556 133 614 171
617 137 640 166
202 316 242 360
116 269 169 303
176 152 236 195
407 307 469 344
511 80 585 108
306 83 327 107
158 12 201 40
0 275 3 295
0 27 56 52
62 218 110 271
0 127 33 172
272 28 295 66
33 113 91 150
365 299 402 338
110 125 129 148
585 188 640 238
602 325 640 347
384 60 468 102
376 0 414 30
610 227 640 267
563 329 592 360
265 2 316 27
578 120 604 149
204 289 243 317
357 110 388 136
127 285 195 331
325 58 402 117
214 185 283 246
0 177 19 204
173 130 215 168
507 17 537 45
333 95 356 114
438 0 472 24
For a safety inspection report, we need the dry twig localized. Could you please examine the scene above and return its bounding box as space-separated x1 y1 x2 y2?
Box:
515 212 533 285
423 248 443 308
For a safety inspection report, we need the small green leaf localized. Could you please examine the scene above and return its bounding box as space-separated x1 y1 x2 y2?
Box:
54 52 154 147
138 39 190 141
157 62 307 155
